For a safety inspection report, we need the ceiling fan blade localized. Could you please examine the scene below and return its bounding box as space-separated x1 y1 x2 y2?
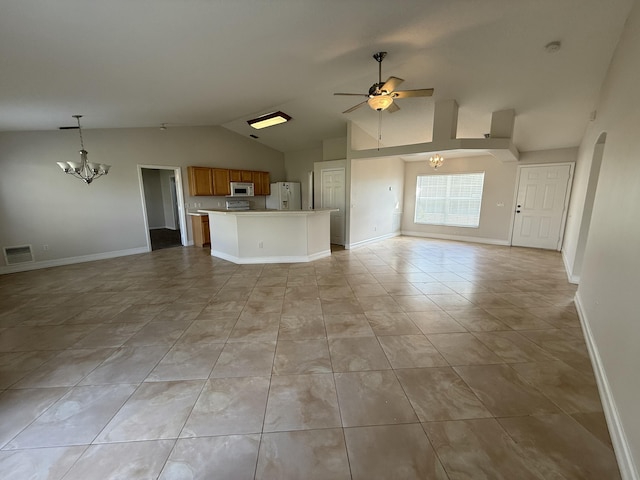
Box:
381 76 404 93
392 88 434 98
59 126 80 130
334 92 368 96
343 100 367 114
387 102 400 113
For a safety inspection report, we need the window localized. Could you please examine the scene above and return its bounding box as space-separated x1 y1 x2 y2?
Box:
414 172 485 227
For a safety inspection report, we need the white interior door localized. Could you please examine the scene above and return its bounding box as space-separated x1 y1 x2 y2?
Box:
512 164 573 250
320 168 345 245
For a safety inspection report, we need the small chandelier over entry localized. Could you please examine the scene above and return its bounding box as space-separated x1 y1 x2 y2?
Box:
429 153 444 170
57 115 111 184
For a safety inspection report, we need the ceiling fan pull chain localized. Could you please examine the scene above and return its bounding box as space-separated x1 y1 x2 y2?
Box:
378 110 382 150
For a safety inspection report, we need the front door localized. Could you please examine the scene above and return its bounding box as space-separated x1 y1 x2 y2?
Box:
512 164 573 250
320 168 346 245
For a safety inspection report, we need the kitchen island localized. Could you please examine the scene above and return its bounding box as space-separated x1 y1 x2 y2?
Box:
198 209 336 264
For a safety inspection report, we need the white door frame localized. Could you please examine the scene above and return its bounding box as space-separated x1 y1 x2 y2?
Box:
137 165 188 251
510 162 575 251
314 160 347 246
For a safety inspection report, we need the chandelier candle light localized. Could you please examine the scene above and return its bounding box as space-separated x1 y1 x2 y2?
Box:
57 115 111 184
429 153 444 170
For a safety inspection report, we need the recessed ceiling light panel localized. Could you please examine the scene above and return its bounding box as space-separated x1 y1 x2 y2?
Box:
247 111 292 129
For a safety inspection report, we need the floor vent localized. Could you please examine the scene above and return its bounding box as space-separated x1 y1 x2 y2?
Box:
3 245 34 265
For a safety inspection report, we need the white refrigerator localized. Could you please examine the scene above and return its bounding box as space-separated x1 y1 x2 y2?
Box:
266 182 301 210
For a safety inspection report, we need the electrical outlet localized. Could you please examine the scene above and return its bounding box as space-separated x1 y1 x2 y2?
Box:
259 241 263 249
42 244 49 251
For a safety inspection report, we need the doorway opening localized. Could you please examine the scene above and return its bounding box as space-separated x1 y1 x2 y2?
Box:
138 165 188 251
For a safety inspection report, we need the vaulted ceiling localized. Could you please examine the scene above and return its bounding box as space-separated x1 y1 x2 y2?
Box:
0 0 633 153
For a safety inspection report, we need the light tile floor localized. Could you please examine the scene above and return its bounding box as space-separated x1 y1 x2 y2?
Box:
0 237 621 479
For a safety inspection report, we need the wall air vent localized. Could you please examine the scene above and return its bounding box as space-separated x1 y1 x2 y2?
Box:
3 245 34 265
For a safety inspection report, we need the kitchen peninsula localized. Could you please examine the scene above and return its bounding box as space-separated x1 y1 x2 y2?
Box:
198 208 336 264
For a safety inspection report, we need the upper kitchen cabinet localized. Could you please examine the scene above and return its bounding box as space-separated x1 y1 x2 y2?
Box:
212 168 231 196
230 170 253 182
188 166 270 196
187 166 213 196
253 171 271 196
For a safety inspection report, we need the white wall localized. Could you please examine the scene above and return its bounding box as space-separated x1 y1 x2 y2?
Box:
567 2 640 477
349 157 404 246
0 126 284 270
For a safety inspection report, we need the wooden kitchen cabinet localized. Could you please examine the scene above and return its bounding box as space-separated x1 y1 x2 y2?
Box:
230 169 260 183
192 215 210 247
229 169 242 182
252 171 271 195
188 166 269 196
212 168 231 196
187 167 213 196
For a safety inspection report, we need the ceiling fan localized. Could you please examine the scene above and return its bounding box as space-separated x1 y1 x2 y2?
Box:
334 52 434 114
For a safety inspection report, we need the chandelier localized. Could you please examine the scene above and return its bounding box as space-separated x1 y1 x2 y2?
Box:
429 153 444 170
57 115 111 184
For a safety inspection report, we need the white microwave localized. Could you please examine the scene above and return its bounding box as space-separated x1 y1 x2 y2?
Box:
228 182 254 197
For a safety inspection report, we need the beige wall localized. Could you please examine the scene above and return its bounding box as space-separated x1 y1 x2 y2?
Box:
284 148 322 210
565 1 640 475
0 126 284 270
349 157 404 246
141 169 165 228
401 155 518 244
400 148 578 245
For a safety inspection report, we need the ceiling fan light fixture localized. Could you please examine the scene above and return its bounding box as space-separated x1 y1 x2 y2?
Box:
367 95 394 111
247 111 292 129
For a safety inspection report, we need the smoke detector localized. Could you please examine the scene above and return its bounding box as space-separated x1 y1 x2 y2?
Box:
545 41 561 53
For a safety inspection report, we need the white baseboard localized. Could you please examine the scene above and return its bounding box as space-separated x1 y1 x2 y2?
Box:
401 230 510 246
211 249 332 264
574 292 638 480
0 247 150 275
346 232 400 249
562 249 580 284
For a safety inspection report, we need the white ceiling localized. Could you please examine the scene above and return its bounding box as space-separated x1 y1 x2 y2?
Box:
0 0 633 153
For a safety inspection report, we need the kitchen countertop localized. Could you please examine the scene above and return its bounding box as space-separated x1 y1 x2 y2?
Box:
198 208 336 215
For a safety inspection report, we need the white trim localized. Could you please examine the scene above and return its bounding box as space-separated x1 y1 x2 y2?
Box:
574 292 639 480
401 230 510 246
211 249 331 264
0 247 149 275
562 249 580 284
346 232 400 249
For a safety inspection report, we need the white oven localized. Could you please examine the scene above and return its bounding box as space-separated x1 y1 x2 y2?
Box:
228 182 254 197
